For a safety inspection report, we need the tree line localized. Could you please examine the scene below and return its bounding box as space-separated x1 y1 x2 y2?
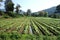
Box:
0 0 60 18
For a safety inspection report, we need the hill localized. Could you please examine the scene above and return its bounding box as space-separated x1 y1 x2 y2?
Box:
43 6 56 14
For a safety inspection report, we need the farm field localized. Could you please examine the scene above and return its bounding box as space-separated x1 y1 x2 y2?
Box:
0 17 60 40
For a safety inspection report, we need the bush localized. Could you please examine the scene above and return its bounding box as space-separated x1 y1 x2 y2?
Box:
0 32 59 40
0 11 4 16
49 13 60 19
3 14 10 18
8 11 16 17
57 36 60 40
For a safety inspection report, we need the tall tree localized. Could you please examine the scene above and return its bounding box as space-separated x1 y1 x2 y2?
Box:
26 9 31 16
5 0 14 12
44 12 48 17
38 11 45 17
15 4 21 14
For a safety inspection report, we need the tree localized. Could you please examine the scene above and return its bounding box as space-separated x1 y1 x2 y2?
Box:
50 13 56 18
44 12 48 17
38 11 45 17
38 11 48 17
26 9 31 16
5 0 14 12
15 4 21 14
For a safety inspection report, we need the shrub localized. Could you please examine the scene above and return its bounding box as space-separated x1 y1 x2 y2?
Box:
3 14 10 18
57 36 60 40
0 32 59 40
8 11 16 17
0 11 4 16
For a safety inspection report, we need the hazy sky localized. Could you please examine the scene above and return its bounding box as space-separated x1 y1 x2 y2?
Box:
0 0 60 12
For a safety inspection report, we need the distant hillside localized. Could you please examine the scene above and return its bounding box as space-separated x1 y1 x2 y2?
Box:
0 6 59 15
43 6 56 15
33 6 57 15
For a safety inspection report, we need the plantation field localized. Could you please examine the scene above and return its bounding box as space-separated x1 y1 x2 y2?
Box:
0 17 60 36
0 17 60 40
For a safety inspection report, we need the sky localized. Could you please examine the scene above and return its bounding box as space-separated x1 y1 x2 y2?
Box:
0 0 60 12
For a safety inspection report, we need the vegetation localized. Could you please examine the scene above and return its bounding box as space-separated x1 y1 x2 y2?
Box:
0 0 60 18
0 11 4 15
56 5 60 13
0 17 60 40
5 0 14 12
26 9 31 16
0 0 60 40
0 32 60 40
15 4 21 14
49 4 60 18
38 11 48 17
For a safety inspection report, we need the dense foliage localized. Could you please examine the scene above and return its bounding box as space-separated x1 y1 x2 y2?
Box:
5 0 14 12
0 32 60 40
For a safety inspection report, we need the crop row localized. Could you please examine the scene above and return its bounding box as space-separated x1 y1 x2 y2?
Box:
0 17 60 36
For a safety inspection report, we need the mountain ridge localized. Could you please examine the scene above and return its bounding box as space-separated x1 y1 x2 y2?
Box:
43 6 56 14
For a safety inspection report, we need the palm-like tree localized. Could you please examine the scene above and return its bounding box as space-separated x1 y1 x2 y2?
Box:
15 4 21 14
